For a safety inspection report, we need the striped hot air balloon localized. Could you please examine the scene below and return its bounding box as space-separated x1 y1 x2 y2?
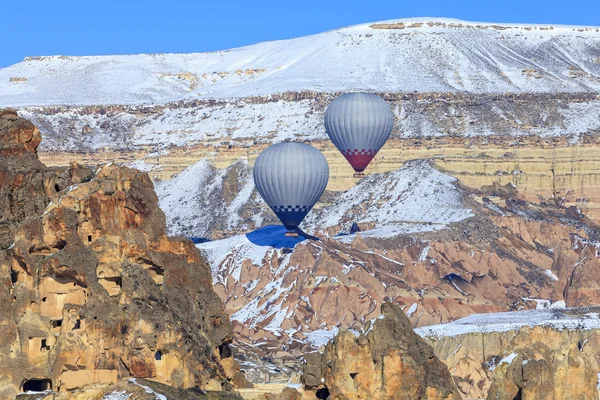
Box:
324 92 394 177
253 142 329 236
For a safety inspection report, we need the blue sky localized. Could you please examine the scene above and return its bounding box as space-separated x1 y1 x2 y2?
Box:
1 0 598 68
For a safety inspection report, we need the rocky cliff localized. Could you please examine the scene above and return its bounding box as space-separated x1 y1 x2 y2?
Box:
0 110 246 397
303 303 462 400
418 307 600 400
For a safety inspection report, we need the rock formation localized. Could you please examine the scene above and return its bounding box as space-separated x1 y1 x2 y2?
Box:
303 303 462 400
0 109 247 397
419 307 600 399
257 387 303 400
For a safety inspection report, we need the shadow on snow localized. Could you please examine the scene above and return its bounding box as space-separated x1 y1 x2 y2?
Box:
245 225 317 249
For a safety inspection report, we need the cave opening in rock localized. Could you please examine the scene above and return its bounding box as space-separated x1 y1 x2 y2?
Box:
51 319 62 329
40 339 49 351
350 372 358 379
316 387 330 399
73 319 81 330
87 235 92 242
10 269 18 284
218 343 232 359
513 388 522 400
22 378 52 391
54 184 60 192
155 351 162 361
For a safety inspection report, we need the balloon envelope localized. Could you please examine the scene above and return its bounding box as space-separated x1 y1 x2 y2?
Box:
324 92 394 173
253 142 329 231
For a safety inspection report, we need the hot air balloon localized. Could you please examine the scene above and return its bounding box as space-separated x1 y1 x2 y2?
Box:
253 142 329 236
324 92 394 178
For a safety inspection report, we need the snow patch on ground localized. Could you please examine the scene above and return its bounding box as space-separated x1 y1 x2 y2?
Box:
103 391 132 400
128 379 167 400
304 328 340 348
544 269 559 281
489 352 519 372
197 229 276 284
406 303 418 317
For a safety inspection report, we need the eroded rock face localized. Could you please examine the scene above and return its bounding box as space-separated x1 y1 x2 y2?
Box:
303 303 462 400
1 109 47 247
0 110 244 396
486 345 597 400
421 310 600 400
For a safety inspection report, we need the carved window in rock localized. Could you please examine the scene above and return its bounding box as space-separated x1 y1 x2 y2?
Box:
22 378 52 391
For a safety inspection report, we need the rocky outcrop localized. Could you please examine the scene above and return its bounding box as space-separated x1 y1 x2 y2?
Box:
0 110 247 397
302 303 462 400
1 109 48 247
419 308 600 400
486 345 597 400
257 387 303 400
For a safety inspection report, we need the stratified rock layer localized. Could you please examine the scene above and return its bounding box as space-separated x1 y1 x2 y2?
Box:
303 303 462 400
0 110 242 397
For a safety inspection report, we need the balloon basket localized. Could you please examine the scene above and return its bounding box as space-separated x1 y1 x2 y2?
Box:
353 172 365 178
285 231 299 237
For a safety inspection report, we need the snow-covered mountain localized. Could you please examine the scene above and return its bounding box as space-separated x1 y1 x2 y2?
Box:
1 18 600 107
157 159 472 240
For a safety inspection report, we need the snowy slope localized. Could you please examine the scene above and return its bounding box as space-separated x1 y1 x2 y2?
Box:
416 307 600 338
157 158 472 240
2 18 600 107
304 160 473 237
154 158 267 240
21 94 600 154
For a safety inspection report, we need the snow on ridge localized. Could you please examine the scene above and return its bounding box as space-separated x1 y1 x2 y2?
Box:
2 18 600 107
157 158 472 244
306 159 472 237
196 231 273 284
155 158 258 240
363 17 600 31
416 307 600 338
304 328 340 348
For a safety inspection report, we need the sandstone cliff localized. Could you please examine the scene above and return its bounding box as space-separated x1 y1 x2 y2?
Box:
0 110 246 397
303 303 462 400
419 307 600 400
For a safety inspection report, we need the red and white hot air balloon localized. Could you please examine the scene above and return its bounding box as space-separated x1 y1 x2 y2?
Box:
324 93 394 177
